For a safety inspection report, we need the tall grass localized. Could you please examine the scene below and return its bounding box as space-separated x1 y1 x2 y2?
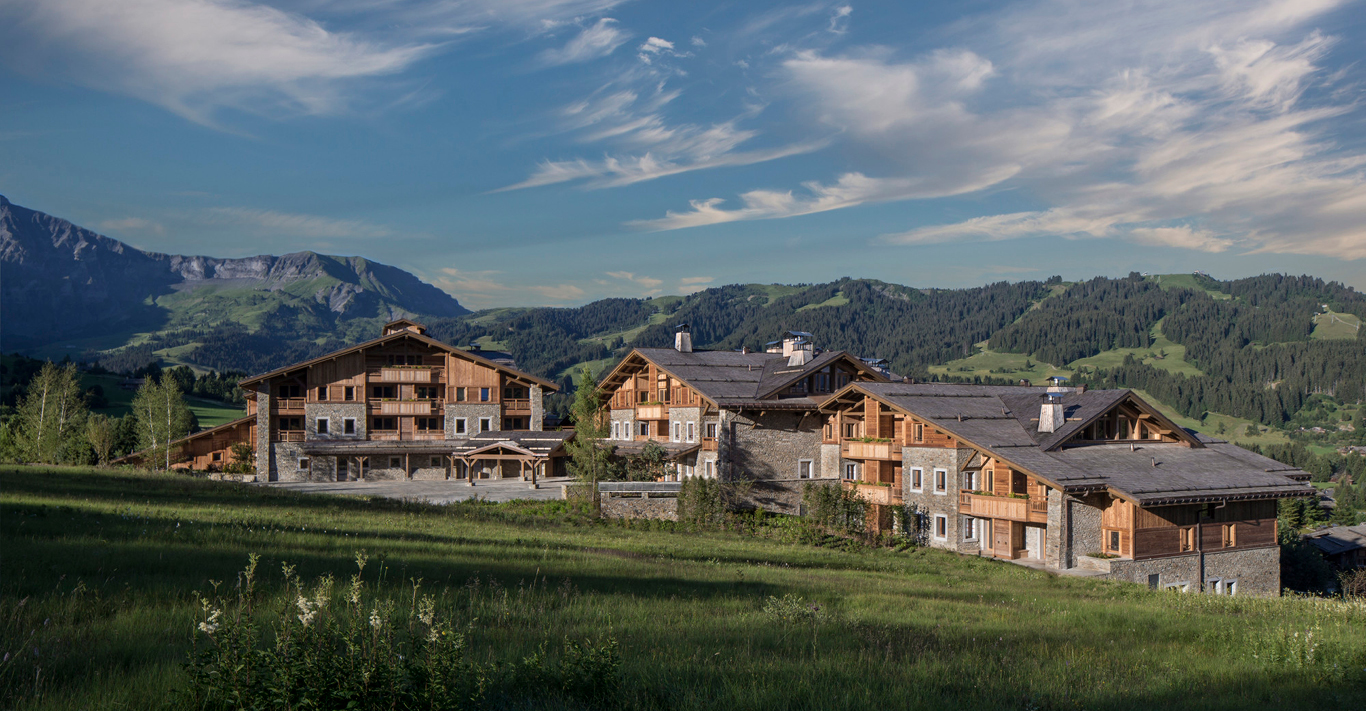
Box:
3 465 1365 710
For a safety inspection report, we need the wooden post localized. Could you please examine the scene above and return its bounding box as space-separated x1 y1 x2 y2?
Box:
405 452 411 480
529 459 539 490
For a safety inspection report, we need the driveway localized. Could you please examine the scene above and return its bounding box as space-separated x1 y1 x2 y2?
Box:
261 477 575 504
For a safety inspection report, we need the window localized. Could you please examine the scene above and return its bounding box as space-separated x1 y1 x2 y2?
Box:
844 463 858 481
638 421 649 437
815 373 829 392
1148 574 1161 591
963 470 977 491
1106 530 1121 554
836 372 850 388
316 418 329 435
317 386 328 401
963 517 978 541
454 418 467 435
913 423 924 442
1179 527 1196 552
343 418 356 435
479 417 492 432
612 422 619 440
1221 523 1236 548
687 422 696 443
387 355 422 366
797 459 813 479
212 452 222 462
986 469 995 493
298 458 310 470
431 456 443 468
279 384 302 398
504 417 524 430
372 385 396 399
672 422 681 442
416 386 439 399
372 417 397 431
480 387 490 402
933 468 948 494
344 386 355 401
910 467 923 492
1223 580 1238 596
934 515 948 540
278 417 303 431
706 422 717 439
417 417 441 431
705 460 715 478
843 422 859 438
390 457 402 468
455 387 466 402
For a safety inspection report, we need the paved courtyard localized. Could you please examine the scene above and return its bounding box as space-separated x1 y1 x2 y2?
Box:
261 477 575 504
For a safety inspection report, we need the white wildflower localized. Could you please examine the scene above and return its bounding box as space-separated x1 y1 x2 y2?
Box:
369 608 383 631
198 608 222 635
296 595 317 627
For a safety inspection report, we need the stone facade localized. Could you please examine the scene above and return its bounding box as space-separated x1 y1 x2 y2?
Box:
609 408 635 442
820 444 843 482
272 441 307 482
304 404 368 440
1065 494 1105 568
445 404 501 438
901 445 977 552
1081 546 1281 597
728 411 826 480
254 386 272 479
1045 488 1065 568
743 477 839 515
529 385 544 431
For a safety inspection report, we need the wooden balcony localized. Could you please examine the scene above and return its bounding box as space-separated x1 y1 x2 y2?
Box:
273 397 305 411
370 367 441 383
701 436 718 451
841 440 901 460
503 398 531 412
958 492 1048 523
274 431 305 442
378 400 434 415
842 479 900 505
636 404 666 420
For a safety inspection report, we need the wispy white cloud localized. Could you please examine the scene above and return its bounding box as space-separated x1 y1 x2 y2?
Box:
679 275 714 294
530 283 586 300
637 0 1366 259
538 17 629 65
202 207 393 239
99 217 165 236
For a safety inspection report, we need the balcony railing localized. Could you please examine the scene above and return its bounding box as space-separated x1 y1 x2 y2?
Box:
959 491 1028 521
378 400 434 415
369 367 443 383
413 432 446 440
842 479 899 505
1029 497 1048 516
636 404 666 420
504 398 531 411
841 440 901 460
274 431 306 442
701 436 718 451
273 397 305 411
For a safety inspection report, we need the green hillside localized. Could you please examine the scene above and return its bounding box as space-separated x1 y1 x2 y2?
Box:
4 466 1365 710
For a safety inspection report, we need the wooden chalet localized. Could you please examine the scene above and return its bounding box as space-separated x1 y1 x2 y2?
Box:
122 319 564 483
820 380 1314 595
596 325 888 488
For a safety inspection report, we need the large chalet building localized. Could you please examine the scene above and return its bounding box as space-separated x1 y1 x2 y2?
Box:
595 326 889 488
130 319 570 483
819 380 1313 595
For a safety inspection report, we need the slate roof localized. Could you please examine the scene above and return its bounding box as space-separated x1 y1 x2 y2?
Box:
1305 524 1366 557
301 431 573 458
620 347 885 409
828 382 1313 505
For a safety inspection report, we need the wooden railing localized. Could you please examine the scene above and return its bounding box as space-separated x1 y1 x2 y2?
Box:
369 431 401 441
378 400 434 415
370 367 442 383
274 431 306 442
413 432 446 440
842 479 898 505
636 404 665 420
841 440 901 460
959 491 1028 521
274 398 305 411
701 436 718 451
1029 497 1048 515
504 398 531 411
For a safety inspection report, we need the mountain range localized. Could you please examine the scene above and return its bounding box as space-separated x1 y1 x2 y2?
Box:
0 194 467 352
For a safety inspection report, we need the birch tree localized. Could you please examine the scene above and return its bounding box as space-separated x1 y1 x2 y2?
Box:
17 362 87 464
133 375 193 471
86 413 115 466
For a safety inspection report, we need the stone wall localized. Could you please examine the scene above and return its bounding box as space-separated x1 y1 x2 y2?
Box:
728 411 825 480
304 403 368 440
1066 494 1105 567
741 477 839 515
1046 488 1065 568
609 408 635 442
271 442 307 482
820 443 843 481
901 446 977 553
668 406 702 445
254 386 272 479
600 494 678 521
530 385 545 431
445 404 501 437
1086 546 1281 597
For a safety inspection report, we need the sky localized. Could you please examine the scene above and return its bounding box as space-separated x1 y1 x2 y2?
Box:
2 0 1365 309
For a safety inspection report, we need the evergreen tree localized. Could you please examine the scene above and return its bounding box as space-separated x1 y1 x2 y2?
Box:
17 362 87 464
563 365 618 488
133 375 193 471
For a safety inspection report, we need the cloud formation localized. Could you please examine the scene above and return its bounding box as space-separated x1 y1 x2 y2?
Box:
202 207 393 239
539 18 629 65
639 0 1366 259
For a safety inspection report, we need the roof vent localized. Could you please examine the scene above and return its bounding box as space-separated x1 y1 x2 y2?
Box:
674 323 692 353
1038 376 1069 433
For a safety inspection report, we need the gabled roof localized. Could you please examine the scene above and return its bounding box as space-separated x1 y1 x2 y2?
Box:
1305 524 1366 557
112 414 254 464
238 329 556 391
598 347 888 410
821 382 1313 505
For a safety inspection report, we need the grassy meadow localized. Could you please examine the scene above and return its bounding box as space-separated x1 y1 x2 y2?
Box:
3 465 1365 710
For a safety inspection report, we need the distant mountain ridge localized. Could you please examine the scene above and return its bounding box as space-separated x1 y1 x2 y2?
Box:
0 195 467 350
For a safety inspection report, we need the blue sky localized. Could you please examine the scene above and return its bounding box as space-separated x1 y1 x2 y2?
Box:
2 0 1365 308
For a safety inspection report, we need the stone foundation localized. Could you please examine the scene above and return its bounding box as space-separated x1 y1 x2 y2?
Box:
1098 546 1281 596
600 495 678 520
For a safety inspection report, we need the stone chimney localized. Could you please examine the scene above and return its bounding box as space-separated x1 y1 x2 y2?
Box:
787 337 813 367
1038 376 1068 434
674 323 692 353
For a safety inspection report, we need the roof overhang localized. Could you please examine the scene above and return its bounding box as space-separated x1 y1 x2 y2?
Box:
596 349 721 409
1051 391 1201 451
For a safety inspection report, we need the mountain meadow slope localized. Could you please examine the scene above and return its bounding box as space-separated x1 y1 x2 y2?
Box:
3 465 1365 711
